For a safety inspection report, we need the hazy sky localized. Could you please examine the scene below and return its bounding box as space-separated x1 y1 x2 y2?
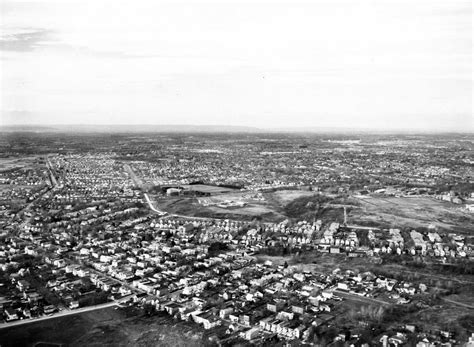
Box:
0 0 472 130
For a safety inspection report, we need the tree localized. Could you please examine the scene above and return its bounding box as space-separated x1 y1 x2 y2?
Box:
143 302 156 316
208 242 229 256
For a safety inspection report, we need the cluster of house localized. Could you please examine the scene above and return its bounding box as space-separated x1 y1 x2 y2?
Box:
0 239 110 322
3 208 434 331
80 220 428 345
0 209 471 345
0 144 472 344
315 223 472 260
151 263 343 342
100 135 473 198
202 217 473 262
0 165 46 186
49 154 137 198
435 191 474 205
0 186 36 214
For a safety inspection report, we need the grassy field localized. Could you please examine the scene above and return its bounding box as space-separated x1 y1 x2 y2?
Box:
0 307 204 347
0 157 40 172
153 195 287 222
404 304 473 339
181 184 236 194
152 189 347 223
266 190 319 205
151 191 472 234
350 196 473 233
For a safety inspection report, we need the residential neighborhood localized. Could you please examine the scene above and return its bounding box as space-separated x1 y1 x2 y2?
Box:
0 132 472 346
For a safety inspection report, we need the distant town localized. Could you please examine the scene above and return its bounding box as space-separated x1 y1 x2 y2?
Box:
0 131 472 346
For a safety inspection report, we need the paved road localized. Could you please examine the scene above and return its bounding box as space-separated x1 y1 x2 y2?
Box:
144 193 218 222
124 164 144 189
15 186 52 233
15 156 58 231
124 163 243 222
0 296 132 330
46 156 58 187
334 289 391 306
143 193 167 215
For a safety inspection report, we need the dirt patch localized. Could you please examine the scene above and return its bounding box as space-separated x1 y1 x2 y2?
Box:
0 308 204 347
153 196 286 222
0 157 40 172
350 196 473 233
268 190 319 205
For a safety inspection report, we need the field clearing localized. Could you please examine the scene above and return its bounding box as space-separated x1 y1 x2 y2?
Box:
197 191 264 204
0 157 39 172
254 253 360 273
406 304 473 334
154 195 287 222
0 184 12 192
0 184 39 190
181 184 237 194
351 196 473 232
197 202 286 222
207 204 273 215
0 307 204 347
267 190 318 205
151 192 473 230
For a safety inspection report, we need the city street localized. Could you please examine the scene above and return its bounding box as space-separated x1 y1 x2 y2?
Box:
0 295 132 330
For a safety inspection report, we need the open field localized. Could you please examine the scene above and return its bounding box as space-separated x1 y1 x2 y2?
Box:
207 204 277 216
0 307 204 347
152 189 345 222
0 157 40 172
267 190 319 205
153 195 287 222
181 184 237 194
442 290 474 307
151 191 472 232
350 196 473 233
197 191 264 204
404 305 473 338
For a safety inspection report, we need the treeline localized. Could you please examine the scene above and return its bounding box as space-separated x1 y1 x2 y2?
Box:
208 242 230 256
78 291 109 307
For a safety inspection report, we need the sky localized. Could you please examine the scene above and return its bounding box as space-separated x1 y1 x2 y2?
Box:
0 0 472 131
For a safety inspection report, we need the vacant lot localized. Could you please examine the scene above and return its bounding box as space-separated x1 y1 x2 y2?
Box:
197 191 264 204
0 308 204 347
405 304 473 340
181 184 237 194
151 189 353 223
351 196 473 233
0 157 39 172
153 195 287 222
267 190 318 205
149 191 473 232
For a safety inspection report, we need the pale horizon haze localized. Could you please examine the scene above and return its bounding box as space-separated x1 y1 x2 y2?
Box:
0 0 472 131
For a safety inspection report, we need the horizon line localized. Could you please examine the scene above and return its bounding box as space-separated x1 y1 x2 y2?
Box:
0 123 473 134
